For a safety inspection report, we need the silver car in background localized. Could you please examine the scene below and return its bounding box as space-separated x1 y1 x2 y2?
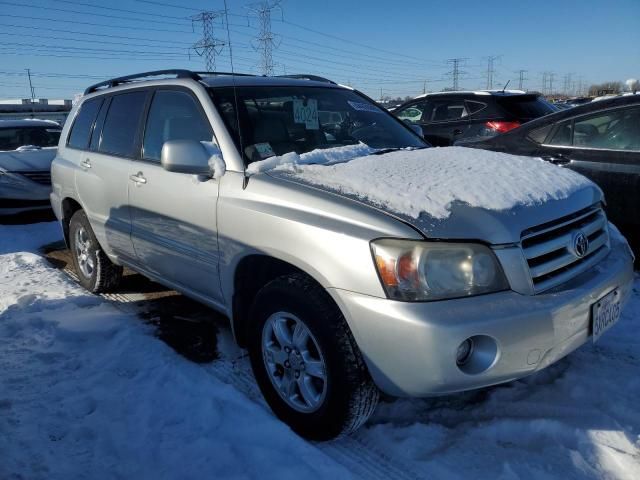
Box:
0 119 61 216
50 70 634 440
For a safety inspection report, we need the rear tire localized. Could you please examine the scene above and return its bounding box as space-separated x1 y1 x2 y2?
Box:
248 273 379 440
69 210 122 293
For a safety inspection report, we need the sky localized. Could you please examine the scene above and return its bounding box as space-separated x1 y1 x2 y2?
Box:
0 0 639 100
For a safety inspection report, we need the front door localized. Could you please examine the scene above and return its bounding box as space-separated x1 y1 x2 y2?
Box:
128 88 223 303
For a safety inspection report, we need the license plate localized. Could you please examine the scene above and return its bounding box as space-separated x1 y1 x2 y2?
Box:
592 288 622 343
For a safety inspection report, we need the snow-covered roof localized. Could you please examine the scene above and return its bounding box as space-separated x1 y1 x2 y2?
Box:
413 89 528 99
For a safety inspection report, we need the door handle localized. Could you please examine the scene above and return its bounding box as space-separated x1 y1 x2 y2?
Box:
81 158 91 169
452 129 463 136
544 152 571 165
129 172 147 185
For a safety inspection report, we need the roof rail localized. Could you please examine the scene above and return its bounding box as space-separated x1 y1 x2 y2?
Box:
276 74 337 85
193 71 259 78
84 69 200 95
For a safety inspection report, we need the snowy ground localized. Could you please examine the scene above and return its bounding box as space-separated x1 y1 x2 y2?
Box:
1 220 639 480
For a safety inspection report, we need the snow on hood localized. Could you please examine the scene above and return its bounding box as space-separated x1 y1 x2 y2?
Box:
266 146 594 220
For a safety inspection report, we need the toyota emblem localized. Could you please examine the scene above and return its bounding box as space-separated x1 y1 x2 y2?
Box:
572 231 589 258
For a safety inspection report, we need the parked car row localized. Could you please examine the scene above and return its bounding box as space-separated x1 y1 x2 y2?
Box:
43 69 634 440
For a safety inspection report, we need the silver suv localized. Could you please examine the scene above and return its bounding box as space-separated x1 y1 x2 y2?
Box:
51 70 634 440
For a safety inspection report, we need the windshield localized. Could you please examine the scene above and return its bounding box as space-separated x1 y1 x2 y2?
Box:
209 86 426 165
0 126 61 151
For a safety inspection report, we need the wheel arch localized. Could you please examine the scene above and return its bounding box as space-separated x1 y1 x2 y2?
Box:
60 197 83 247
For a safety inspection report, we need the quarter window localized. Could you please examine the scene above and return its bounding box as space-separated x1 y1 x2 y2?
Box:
68 97 103 149
98 91 147 157
142 90 213 162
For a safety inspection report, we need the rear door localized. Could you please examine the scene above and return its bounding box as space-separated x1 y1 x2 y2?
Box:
421 97 474 146
536 105 640 243
128 87 223 303
74 90 149 262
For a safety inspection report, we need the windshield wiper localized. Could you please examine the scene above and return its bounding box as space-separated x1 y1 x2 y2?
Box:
370 146 427 155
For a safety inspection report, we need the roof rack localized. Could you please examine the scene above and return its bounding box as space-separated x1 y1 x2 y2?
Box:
276 74 336 85
84 70 337 95
84 69 201 95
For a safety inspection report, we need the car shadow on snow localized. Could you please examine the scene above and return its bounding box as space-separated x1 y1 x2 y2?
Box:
42 244 224 364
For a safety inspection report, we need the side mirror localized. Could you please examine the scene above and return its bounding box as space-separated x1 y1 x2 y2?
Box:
409 124 424 137
160 139 212 175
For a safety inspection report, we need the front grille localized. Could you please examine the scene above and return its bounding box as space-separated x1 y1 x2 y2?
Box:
521 205 610 293
18 171 51 185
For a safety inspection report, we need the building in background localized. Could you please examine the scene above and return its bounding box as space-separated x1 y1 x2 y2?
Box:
0 99 73 124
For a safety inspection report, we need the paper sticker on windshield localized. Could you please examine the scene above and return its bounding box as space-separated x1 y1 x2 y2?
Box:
348 101 383 114
254 142 275 159
293 99 319 130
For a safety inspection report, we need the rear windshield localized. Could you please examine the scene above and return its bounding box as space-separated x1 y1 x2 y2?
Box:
0 126 61 151
497 95 557 119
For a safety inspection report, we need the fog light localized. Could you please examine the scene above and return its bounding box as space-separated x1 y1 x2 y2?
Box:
456 338 474 366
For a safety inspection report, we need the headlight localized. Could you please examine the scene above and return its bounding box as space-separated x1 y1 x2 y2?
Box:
371 238 509 301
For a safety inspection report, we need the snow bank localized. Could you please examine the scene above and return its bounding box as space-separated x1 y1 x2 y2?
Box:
246 143 376 175
273 146 594 219
0 236 351 479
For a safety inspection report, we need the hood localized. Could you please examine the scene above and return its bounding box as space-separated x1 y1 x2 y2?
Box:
0 147 57 172
267 147 601 245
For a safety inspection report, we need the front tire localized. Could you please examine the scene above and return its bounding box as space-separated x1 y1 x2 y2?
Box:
248 273 379 440
69 210 122 293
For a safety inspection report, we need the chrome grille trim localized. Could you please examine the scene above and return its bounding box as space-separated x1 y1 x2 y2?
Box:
521 205 610 293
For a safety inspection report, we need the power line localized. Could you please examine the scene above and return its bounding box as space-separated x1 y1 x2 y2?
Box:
191 11 226 70
0 1 191 28
248 0 282 76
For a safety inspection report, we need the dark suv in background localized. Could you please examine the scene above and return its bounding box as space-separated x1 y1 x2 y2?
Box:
393 90 557 146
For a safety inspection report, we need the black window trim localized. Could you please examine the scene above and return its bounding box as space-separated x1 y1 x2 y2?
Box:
540 104 640 153
138 85 214 165
428 97 471 124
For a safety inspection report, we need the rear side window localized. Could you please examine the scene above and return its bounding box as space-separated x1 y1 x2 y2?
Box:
0 126 61 151
395 102 427 123
497 95 556 119
99 91 147 157
465 100 487 115
68 98 103 149
142 90 212 162
430 100 468 121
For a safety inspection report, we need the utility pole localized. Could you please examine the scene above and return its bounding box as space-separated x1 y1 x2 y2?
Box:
191 11 226 71
249 0 282 76
518 69 527 90
25 68 35 101
447 58 466 91
485 55 500 90
423 79 427 94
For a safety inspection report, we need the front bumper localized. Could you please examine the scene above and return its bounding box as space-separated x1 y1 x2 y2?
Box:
329 235 634 397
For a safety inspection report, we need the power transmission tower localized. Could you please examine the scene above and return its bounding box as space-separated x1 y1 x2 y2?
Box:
485 55 500 90
446 58 466 91
249 0 282 76
563 73 573 96
191 11 226 71
25 68 35 100
548 72 555 96
518 69 527 90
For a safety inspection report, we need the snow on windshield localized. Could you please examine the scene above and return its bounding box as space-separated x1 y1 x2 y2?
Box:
246 142 376 174
267 146 594 219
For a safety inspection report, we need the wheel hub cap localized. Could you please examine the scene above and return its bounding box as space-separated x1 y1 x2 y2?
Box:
261 312 327 413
